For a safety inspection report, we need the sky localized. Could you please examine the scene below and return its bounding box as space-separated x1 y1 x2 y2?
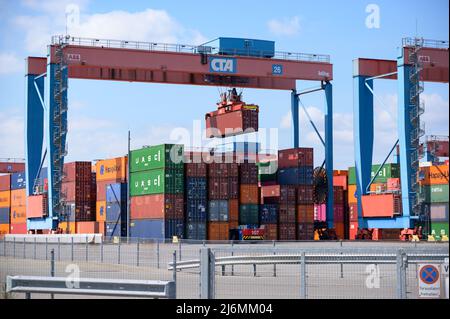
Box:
0 0 448 169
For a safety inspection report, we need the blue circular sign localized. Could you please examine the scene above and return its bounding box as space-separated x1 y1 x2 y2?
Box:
420 265 439 285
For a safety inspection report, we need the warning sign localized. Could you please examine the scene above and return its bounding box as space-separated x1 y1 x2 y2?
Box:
418 264 441 298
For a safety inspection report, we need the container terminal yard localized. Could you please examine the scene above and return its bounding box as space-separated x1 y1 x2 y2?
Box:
0 0 448 302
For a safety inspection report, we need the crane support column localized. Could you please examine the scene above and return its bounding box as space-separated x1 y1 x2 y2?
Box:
291 89 300 148
324 82 334 228
353 75 374 225
25 73 45 197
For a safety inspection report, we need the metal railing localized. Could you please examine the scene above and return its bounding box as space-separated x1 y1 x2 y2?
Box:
402 37 449 49
51 35 331 63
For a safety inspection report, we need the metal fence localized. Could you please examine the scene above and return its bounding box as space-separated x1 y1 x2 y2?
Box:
0 237 448 299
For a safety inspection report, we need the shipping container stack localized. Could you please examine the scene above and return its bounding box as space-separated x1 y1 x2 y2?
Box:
259 160 279 240
95 156 128 237
333 170 349 239
347 163 400 239
10 172 27 234
185 157 208 240
333 186 345 239
419 163 449 239
60 162 96 234
207 159 239 240
239 161 259 228
129 144 185 239
0 174 11 235
278 148 314 240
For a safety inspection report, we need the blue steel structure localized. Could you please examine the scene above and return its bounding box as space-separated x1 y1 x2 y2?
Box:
353 38 449 229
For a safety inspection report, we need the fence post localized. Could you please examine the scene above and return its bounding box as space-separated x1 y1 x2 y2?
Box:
45 237 48 260
396 249 407 299
101 238 104 263
178 240 182 261
200 248 215 299
23 237 26 259
50 249 55 299
34 237 37 260
136 239 140 267
58 237 61 261
85 236 89 262
172 250 177 293
118 239 121 264
3 237 6 257
231 242 234 276
156 239 160 269
273 240 277 277
300 252 306 299
253 264 257 277
71 237 74 262
13 237 16 258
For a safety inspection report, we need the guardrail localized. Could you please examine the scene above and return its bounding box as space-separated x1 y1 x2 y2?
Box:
6 276 176 299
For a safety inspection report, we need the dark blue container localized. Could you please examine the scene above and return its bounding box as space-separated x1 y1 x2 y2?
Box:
186 177 207 199
61 203 76 222
186 222 207 240
186 198 207 222
106 183 127 203
105 221 124 238
0 207 10 223
260 204 278 224
218 37 275 58
278 166 313 185
11 172 26 190
208 200 229 222
106 202 126 223
130 219 184 239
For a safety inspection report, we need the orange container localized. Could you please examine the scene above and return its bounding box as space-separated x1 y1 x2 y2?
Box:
349 222 358 240
10 223 27 234
0 223 9 236
262 224 278 240
387 178 400 191
333 175 348 191
10 206 26 223
97 222 105 235
27 195 47 218
419 164 449 185
59 221 76 234
240 184 259 204
347 185 357 204
370 183 386 193
297 204 314 223
334 222 345 240
361 194 401 218
228 199 239 222
261 185 280 198
333 170 348 177
96 201 107 222
0 190 10 208
76 221 101 234
208 222 229 241
95 156 128 182
11 189 26 207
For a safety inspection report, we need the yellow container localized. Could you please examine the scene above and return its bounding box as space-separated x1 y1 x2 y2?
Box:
11 189 26 207
95 157 127 182
0 223 9 236
59 221 76 234
0 190 10 208
348 185 357 204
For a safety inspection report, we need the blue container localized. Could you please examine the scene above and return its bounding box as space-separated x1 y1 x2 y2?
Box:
0 207 10 223
260 204 278 224
218 37 275 58
106 202 126 223
208 200 229 222
186 178 207 199
106 183 127 203
130 219 184 239
186 222 207 240
11 172 26 190
278 166 313 185
186 198 207 222
105 221 124 238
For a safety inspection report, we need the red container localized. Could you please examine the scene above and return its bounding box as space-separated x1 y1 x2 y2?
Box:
208 163 239 178
333 170 348 177
10 223 27 234
0 162 25 174
63 162 92 183
228 199 239 222
297 222 315 240
427 140 449 157
27 194 48 218
96 180 110 202
185 163 207 177
130 194 184 220
279 204 296 223
239 163 258 184
208 222 230 240
297 185 314 204
261 185 280 198
280 185 297 204
240 184 259 204
333 175 347 191
333 204 345 223
278 148 314 168
349 222 358 240
333 186 344 204
349 203 358 222
228 177 239 199
387 178 400 191
262 224 277 240
297 204 314 223
206 108 259 138
278 223 296 240
0 174 11 191
76 221 101 234
361 194 402 218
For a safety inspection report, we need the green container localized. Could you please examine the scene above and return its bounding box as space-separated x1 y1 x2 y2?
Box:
430 221 449 237
239 204 259 225
130 168 184 196
130 144 184 173
348 163 400 185
420 184 449 203
257 161 278 183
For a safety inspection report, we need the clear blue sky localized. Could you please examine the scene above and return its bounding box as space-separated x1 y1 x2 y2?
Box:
0 0 448 169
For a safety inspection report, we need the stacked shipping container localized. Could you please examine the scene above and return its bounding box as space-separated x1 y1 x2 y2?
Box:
185 159 208 240
0 175 11 235
129 144 185 239
239 162 259 228
10 172 27 234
